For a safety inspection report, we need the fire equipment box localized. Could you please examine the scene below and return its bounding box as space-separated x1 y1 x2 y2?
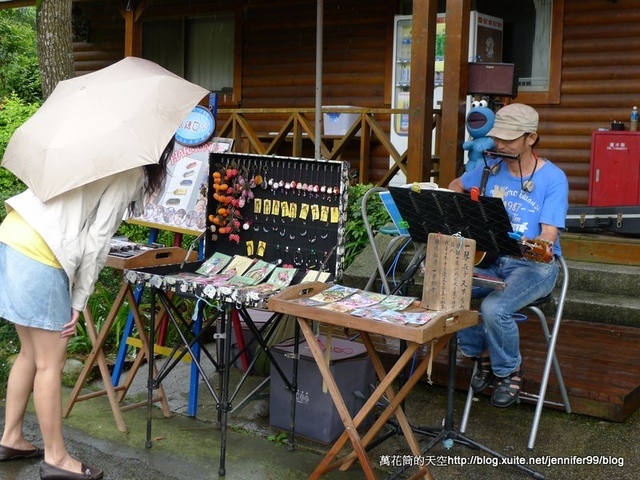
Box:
589 131 640 206
269 335 375 444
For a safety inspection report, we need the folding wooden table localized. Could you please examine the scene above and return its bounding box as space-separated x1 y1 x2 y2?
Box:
64 246 196 432
268 233 479 479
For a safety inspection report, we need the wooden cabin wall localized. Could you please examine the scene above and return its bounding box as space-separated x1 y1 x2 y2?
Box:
240 0 391 108
239 0 395 180
535 0 640 206
71 0 640 204
72 3 124 75
73 0 396 182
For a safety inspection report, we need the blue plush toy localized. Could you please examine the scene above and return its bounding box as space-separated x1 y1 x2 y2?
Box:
462 100 495 172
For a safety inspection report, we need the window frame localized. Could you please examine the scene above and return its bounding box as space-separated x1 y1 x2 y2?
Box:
513 0 563 105
141 8 242 107
405 0 564 105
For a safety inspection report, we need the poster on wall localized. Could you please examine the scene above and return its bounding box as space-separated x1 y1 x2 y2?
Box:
128 138 233 235
472 12 504 63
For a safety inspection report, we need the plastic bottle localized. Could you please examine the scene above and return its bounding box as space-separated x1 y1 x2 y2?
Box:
401 30 412 60
400 64 410 84
399 101 409 134
631 106 638 132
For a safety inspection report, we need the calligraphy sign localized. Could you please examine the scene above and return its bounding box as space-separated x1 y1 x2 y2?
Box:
422 233 476 312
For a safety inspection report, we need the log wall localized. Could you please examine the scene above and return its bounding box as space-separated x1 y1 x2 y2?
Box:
72 0 640 205
535 0 640 205
72 3 124 74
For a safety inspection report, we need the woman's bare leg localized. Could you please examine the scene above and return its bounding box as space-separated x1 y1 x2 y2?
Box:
1 324 38 450
13 325 83 472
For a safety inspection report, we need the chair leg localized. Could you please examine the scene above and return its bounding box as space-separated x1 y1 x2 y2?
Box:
364 235 409 293
537 311 572 413
527 307 571 411
461 309 572 450
526 306 572 450
459 362 477 434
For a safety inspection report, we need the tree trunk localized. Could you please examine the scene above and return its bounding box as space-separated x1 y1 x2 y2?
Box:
36 0 74 99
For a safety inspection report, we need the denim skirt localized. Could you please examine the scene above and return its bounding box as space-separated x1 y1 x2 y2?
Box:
0 242 70 331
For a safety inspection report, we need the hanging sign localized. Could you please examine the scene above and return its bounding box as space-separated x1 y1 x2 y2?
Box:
175 105 216 147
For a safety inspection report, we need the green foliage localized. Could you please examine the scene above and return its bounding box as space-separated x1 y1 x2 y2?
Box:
267 431 289 447
0 321 20 396
0 9 41 223
0 8 42 103
0 94 40 220
115 222 196 250
67 269 128 357
343 184 391 269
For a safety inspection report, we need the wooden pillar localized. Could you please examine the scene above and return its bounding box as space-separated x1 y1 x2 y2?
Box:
120 1 145 57
439 0 470 187
406 0 437 183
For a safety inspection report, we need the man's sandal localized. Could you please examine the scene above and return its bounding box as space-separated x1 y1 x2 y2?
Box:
470 356 495 393
491 366 524 408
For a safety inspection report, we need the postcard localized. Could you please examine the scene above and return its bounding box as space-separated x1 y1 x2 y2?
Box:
324 291 385 311
242 282 283 295
351 306 389 319
241 260 276 283
402 311 436 325
265 267 298 288
196 252 232 276
308 284 359 304
200 271 236 287
288 297 327 308
379 310 411 325
221 255 256 276
164 271 216 283
319 302 357 313
378 294 417 311
300 269 332 284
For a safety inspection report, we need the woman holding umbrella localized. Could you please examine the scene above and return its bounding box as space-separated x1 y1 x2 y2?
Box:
0 140 173 480
0 57 208 480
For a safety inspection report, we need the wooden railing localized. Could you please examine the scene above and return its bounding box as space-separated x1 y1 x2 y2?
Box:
216 107 441 186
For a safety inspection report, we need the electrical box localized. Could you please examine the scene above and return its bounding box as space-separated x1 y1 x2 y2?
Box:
589 131 640 206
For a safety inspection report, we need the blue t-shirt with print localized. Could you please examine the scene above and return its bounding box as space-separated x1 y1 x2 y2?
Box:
460 158 569 256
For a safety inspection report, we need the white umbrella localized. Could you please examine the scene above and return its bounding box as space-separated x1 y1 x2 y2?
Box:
2 56 209 202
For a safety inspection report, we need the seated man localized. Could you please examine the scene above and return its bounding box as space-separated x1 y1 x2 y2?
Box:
448 103 569 407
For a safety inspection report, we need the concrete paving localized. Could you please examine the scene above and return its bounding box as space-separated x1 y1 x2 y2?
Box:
2 346 639 480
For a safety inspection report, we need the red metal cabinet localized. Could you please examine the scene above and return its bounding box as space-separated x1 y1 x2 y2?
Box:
589 131 640 206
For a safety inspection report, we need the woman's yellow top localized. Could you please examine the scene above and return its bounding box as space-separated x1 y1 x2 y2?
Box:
0 209 62 268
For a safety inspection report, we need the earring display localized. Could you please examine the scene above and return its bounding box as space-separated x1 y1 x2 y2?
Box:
206 152 349 281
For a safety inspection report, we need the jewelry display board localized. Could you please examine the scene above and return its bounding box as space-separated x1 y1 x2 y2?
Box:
122 152 349 475
205 152 349 280
124 153 349 307
388 186 522 256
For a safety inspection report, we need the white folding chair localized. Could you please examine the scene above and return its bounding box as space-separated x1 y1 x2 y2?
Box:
460 255 572 450
361 186 415 294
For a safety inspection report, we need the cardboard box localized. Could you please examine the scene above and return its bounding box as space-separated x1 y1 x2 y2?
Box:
269 335 375 443
323 106 361 136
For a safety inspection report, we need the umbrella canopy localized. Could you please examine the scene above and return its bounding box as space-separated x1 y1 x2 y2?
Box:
1 56 209 202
